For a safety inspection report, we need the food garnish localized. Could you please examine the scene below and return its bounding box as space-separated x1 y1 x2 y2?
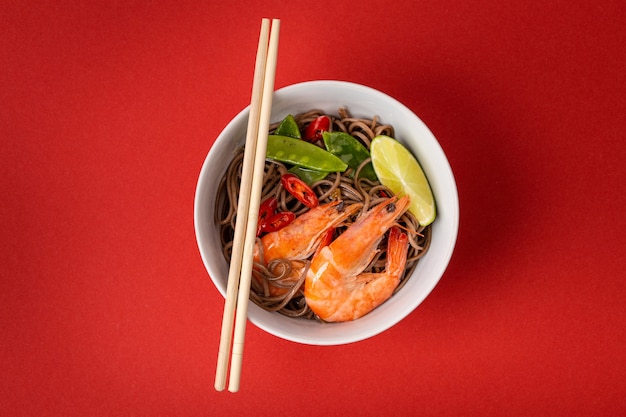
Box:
370 135 436 226
266 135 348 172
303 115 330 142
322 131 378 181
274 114 301 139
281 173 319 208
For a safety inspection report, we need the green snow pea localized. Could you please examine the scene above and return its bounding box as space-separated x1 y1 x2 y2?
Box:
288 165 329 185
322 132 378 181
266 135 348 172
274 114 301 139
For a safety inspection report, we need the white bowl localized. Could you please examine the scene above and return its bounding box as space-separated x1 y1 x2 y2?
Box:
194 80 458 345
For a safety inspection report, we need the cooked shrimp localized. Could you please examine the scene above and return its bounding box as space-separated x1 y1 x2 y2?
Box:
253 200 363 296
304 196 410 322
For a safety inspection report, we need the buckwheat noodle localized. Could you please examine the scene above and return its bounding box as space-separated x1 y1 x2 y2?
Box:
215 109 432 320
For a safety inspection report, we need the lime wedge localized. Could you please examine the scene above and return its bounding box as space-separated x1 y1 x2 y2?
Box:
370 135 436 226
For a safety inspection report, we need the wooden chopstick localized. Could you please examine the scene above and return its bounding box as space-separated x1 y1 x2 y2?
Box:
213 18 270 392
228 18 280 393
213 18 280 393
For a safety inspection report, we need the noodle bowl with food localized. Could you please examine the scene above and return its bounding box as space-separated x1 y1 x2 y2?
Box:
215 109 432 322
195 81 458 345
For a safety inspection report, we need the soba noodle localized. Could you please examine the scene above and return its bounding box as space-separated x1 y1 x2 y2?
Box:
215 109 432 321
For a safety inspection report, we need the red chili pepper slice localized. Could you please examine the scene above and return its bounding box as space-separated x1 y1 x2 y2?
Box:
281 173 319 208
261 211 296 233
303 115 331 142
257 197 278 236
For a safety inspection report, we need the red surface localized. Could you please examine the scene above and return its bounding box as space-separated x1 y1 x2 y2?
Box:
2 1 625 415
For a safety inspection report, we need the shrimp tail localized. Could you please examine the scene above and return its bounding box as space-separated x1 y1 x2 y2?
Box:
384 226 409 278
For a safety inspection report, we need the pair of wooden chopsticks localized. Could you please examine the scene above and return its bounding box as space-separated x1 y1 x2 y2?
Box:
214 18 280 393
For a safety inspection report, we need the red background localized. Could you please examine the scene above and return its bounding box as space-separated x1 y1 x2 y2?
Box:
2 1 625 415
